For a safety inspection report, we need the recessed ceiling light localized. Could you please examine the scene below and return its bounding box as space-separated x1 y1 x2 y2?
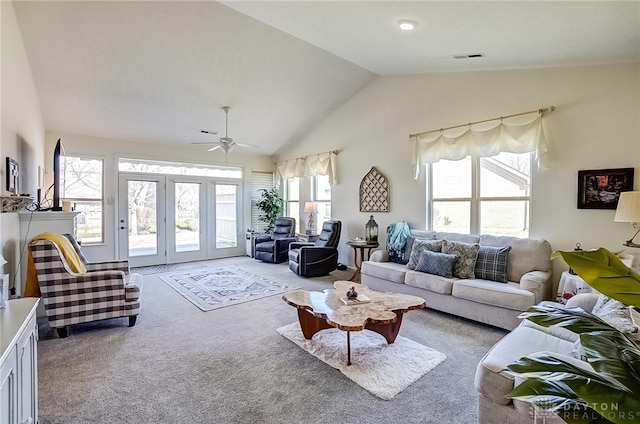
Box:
398 20 418 31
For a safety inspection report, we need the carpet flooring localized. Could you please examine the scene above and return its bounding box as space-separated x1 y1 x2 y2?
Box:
36 256 507 424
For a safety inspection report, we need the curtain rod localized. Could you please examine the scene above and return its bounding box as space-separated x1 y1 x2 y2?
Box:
409 106 556 139
275 149 339 164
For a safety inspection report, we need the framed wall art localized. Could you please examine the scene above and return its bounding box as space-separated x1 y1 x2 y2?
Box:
577 167 634 209
5 157 19 195
359 166 389 212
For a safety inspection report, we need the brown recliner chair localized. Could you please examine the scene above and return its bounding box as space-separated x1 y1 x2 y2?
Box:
288 220 342 277
254 217 297 263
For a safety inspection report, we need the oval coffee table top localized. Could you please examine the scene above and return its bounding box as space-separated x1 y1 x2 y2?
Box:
282 281 426 332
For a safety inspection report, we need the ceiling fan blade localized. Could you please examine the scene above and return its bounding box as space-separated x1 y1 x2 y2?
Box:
207 145 222 152
191 142 219 145
234 142 257 148
200 129 218 135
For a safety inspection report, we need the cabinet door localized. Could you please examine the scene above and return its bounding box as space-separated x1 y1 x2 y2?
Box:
0 346 18 424
17 317 37 424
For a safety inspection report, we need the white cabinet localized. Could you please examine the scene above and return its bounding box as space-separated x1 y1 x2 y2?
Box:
18 211 80 296
0 299 39 424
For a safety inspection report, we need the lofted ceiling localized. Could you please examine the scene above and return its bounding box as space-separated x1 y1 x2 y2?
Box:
12 1 640 156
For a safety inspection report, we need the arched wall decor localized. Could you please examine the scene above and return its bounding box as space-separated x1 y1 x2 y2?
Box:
359 166 389 212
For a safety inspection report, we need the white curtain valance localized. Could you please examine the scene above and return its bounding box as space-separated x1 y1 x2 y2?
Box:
275 150 338 186
411 114 549 179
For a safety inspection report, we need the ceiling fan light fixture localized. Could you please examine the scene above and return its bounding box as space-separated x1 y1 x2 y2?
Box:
398 20 418 31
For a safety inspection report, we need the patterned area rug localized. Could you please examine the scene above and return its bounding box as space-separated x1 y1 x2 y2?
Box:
160 267 297 311
277 322 446 400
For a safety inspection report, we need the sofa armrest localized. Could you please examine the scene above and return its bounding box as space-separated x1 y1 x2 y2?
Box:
369 250 389 262
519 270 552 303
254 235 272 244
290 242 314 250
565 293 600 312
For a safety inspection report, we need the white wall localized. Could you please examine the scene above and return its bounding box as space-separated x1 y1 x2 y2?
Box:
277 64 640 285
45 132 275 261
1 1 46 292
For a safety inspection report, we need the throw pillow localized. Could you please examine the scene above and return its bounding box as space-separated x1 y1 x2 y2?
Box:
414 250 457 278
441 239 480 279
407 239 443 270
592 295 638 333
569 340 587 361
474 245 511 283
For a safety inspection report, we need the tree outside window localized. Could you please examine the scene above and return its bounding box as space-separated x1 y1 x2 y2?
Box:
61 156 104 243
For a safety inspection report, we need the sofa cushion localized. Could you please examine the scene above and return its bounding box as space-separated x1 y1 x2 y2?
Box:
405 270 455 295
474 326 575 405
452 279 536 311
414 250 457 278
407 239 443 270
442 240 480 279
361 261 407 284
474 245 511 283
479 234 551 283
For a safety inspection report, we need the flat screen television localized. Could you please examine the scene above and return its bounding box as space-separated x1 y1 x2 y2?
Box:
51 138 63 211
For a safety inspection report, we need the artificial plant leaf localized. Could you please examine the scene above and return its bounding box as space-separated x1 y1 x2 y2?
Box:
580 331 640 393
553 248 640 308
508 354 640 424
518 303 617 333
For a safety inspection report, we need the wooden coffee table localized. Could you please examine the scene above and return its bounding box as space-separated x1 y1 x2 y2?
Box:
282 281 426 365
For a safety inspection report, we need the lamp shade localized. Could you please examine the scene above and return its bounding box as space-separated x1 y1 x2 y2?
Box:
303 202 315 213
614 191 640 223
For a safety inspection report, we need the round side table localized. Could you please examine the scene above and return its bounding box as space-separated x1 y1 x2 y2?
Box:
347 240 379 282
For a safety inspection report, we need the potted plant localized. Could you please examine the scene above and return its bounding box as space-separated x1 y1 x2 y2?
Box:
506 248 640 423
256 188 284 233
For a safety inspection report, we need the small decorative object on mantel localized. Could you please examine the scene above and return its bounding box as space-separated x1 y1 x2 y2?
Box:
568 243 582 275
1 195 33 213
365 215 379 243
359 166 389 212
577 167 634 210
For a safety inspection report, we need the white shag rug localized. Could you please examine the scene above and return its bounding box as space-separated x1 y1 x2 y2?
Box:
277 322 446 400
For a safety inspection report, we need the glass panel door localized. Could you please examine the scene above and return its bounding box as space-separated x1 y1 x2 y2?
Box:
118 174 166 267
215 184 238 248
168 179 206 263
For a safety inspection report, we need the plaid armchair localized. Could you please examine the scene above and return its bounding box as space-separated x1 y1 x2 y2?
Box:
29 234 141 338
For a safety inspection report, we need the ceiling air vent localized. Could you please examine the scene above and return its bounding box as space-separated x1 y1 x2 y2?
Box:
453 53 485 59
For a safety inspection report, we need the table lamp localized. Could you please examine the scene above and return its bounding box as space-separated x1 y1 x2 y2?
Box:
614 191 640 248
304 202 316 234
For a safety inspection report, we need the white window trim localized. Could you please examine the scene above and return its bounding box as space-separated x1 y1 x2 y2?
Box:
427 154 532 235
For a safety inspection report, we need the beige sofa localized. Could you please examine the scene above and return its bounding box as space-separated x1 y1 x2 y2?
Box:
360 230 553 330
475 295 602 423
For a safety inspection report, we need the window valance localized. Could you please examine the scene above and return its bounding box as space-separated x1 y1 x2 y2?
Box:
275 150 338 186
410 109 552 179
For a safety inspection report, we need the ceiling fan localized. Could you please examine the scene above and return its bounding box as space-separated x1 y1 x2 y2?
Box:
191 106 255 154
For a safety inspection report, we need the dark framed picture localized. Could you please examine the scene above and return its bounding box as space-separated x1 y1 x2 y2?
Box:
5 157 19 195
577 167 634 209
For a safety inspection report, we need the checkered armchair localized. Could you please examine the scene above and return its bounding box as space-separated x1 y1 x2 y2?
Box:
29 235 141 338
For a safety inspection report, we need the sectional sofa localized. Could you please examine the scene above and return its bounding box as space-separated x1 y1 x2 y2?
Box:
360 230 553 330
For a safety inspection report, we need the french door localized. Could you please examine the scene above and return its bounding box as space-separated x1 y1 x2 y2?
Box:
118 174 242 267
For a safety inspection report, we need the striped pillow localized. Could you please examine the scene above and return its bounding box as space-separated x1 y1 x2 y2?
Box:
474 245 511 283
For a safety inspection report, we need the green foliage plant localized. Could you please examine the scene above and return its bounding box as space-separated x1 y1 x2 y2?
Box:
256 188 284 233
505 248 640 423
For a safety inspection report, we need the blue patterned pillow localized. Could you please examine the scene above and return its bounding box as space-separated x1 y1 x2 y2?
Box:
474 245 511 283
414 250 457 278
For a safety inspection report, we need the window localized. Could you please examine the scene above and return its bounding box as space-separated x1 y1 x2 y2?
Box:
61 156 104 244
250 171 274 232
285 178 300 233
429 152 531 237
313 175 331 233
119 157 242 179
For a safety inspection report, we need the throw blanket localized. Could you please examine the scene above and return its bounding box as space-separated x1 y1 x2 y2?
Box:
386 221 411 264
23 232 87 297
